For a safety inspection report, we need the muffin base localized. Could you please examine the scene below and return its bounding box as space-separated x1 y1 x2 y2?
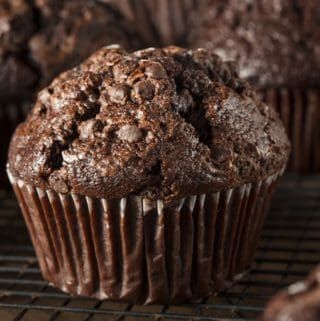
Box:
9 170 283 304
262 88 320 173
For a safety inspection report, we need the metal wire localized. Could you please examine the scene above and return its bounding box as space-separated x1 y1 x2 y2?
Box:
0 174 319 321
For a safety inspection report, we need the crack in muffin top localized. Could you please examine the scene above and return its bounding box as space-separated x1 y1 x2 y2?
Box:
8 46 290 203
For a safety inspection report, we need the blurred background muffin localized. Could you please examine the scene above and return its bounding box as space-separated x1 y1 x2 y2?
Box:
261 265 320 321
0 0 139 186
98 0 209 46
189 0 320 172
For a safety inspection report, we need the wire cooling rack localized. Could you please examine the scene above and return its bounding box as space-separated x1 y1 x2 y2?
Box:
0 174 319 321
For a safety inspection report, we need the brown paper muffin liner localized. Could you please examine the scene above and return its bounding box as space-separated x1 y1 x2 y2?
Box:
103 0 205 46
0 103 29 187
8 169 283 304
141 0 199 45
261 88 320 172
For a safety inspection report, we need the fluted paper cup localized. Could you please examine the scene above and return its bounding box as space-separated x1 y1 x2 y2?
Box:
100 0 206 46
261 88 320 173
8 169 283 304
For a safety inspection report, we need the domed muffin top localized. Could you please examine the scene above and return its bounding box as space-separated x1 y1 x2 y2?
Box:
8 46 290 202
189 0 320 88
0 0 137 104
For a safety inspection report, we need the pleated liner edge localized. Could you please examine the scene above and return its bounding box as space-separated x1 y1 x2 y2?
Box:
262 88 320 173
9 169 283 304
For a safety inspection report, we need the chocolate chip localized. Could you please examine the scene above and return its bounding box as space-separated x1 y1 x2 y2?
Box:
133 80 155 102
127 69 145 85
78 119 103 140
105 52 123 66
211 145 231 164
117 124 142 143
107 84 131 104
145 62 167 79
113 59 138 81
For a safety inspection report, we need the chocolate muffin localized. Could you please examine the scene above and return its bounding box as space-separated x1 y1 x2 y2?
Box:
189 0 320 172
261 266 320 321
8 45 290 304
0 0 138 186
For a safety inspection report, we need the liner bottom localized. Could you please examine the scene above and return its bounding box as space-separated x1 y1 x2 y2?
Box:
9 170 282 304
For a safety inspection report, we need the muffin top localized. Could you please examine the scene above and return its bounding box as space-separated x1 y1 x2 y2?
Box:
189 0 320 88
0 0 137 104
261 266 320 321
8 46 290 202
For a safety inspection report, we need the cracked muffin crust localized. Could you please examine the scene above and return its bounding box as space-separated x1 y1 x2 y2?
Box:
8 45 290 203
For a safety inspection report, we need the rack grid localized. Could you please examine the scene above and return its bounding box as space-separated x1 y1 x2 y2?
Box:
0 174 319 321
